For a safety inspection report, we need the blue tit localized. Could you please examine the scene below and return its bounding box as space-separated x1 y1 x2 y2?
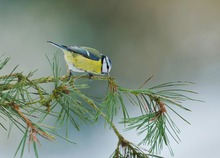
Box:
47 41 112 75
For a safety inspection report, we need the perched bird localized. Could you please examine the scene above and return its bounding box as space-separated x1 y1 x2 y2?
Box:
47 41 112 76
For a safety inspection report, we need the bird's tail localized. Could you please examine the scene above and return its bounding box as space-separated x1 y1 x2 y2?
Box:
47 41 68 50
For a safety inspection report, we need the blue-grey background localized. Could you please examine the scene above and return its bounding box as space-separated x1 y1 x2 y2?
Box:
0 0 219 157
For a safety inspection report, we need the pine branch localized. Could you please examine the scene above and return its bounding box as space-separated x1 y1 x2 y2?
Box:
0 55 201 158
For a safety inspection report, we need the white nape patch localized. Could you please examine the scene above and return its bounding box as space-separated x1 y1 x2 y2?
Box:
67 63 84 72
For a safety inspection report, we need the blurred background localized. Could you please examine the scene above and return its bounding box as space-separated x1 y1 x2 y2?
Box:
0 0 219 157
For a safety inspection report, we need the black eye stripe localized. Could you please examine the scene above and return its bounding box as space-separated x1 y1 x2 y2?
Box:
101 55 105 64
101 55 105 73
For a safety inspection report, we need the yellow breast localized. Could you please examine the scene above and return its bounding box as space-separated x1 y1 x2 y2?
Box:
63 51 102 74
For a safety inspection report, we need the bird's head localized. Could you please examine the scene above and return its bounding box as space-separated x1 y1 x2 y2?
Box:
101 55 112 75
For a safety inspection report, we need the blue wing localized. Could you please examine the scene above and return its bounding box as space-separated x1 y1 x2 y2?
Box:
47 41 101 61
68 46 101 61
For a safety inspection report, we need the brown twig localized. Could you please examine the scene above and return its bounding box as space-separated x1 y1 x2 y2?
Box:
11 103 54 142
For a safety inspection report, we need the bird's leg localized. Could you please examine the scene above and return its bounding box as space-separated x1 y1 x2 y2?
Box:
65 64 72 81
68 71 74 80
88 73 93 79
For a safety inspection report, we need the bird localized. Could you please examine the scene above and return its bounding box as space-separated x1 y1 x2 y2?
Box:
47 41 112 77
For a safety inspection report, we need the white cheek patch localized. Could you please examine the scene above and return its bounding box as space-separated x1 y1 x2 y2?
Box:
106 57 111 72
102 58 108 73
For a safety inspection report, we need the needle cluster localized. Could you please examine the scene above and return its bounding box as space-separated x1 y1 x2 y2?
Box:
0 54 200 158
